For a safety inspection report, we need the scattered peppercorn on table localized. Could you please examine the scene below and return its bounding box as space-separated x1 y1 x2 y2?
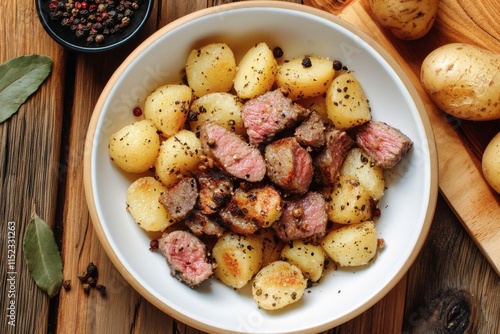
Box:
1 0 499 333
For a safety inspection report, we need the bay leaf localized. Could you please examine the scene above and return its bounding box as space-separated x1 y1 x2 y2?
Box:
23 210 63 298
0 55 52 123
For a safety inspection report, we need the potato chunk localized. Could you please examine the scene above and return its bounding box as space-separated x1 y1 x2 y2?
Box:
323 175 373 224
108 119 161 173
126 176 174 232
185 43 237 97
326 72 371 130
277 55 335 100
155 130 202 188
188 92 246 136
233 42 278 99
144 84 192 138
230 185 283 228
280 240 325 282
321 221 378 267
212 232 263 289
340 148 385 201
252 261 307 310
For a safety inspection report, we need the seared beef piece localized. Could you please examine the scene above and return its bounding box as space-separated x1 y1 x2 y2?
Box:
264 137 313 194
159 177 198 221
242 87 311 144
197 169 234 215
200 120 266 182
158 230 213 287
185 210 225 238
218 201 259 235
314 129 354 186
273 192 327 242
294 111 326 148
355 121 413 169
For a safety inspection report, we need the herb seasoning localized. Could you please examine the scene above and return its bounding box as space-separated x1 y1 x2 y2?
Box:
48 0 143 44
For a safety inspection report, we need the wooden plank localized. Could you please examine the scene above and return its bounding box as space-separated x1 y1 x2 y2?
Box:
0 1 66 333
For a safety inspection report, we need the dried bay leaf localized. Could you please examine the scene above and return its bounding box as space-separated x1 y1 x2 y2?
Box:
23 210 63 298
0 55 52 123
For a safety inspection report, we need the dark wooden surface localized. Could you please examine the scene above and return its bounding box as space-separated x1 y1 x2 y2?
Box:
1 0 499 333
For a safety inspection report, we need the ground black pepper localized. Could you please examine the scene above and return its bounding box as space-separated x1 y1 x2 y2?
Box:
48 0 142 44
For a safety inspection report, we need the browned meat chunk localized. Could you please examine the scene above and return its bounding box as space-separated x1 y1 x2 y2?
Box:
294 111 326 147
200 121 266 182
158 230 213 287
314 129 353 186
242 87 311 144
197 169 234 215
264 137 313 194
185 210 225 238
159 177 198 221
218 201 259 235
272 192 327 242
355 121 413 169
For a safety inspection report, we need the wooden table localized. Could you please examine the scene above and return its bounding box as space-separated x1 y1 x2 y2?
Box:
1 0 499 333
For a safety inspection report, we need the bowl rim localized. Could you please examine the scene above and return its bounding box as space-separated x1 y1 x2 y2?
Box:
83 1 439 332
35 0 154 53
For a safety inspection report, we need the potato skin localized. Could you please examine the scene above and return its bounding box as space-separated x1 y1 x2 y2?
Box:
420 43 500 121
369 0 439 40
482 132 500 194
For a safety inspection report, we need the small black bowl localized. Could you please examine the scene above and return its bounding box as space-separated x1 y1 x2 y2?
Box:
36 0 154 53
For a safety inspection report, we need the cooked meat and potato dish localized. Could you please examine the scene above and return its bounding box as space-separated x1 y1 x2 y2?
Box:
108 42 413 310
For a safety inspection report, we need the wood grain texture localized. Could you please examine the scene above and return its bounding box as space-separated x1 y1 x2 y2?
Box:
1 0 499 334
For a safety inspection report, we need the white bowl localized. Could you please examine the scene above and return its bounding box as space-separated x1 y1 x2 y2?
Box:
84 2 438 333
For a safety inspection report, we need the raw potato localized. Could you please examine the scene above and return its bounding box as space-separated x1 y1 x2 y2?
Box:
276 55 335 100
189 92 246 136
280 240 325 282
108 119 161 173
126 176 174 232
369 0 439 40
323 175 373 224
155 130 202 188
144 84 192 137
482 132 500 194
233 42 278 99
420 43 500 121
185 43 237 97
340 148 385 201
326 72 371 130
252 261 307 310
321 221 378 267
212 232 263 289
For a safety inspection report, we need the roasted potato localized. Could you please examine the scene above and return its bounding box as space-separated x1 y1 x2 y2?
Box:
108 119 161 173
420 43 500 121
233 42 278 99
144 84 192 137
230 185 283 228
252 261 307 310
369 0 439 40
185 43 237 97
482 132 500 194
126 176 174 232
340 148 385 201
259 228 285 268
323 175 373 225
212 232 263 289
297 95 331 125
326 72 371 130
321 221 378 267
276 55 335 100
188 92 246 136
155 130 202 188
280 240 325 282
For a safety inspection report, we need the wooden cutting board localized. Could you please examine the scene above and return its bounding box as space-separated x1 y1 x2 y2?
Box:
304 0 500 275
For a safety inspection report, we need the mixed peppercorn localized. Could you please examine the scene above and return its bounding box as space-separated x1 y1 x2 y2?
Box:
48 0 143 44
